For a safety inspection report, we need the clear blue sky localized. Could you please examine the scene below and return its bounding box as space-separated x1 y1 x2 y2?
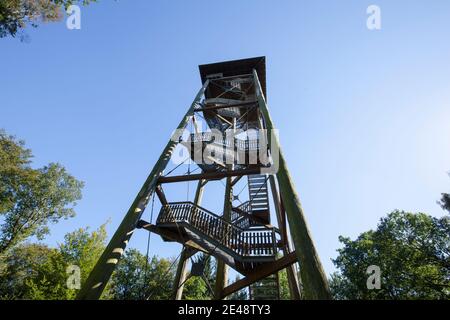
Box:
1 0 450 277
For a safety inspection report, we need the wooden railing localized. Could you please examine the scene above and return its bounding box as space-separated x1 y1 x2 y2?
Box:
156 202 277 258
231 201 253 229
189 133 260 151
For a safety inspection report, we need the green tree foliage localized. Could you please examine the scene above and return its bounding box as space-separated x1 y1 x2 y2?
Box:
109 249 175 300
59 224 108 285
0 243 53 299
330 211 450 299
439 193 450 214
0 224 107 299
0 0 96 39
228 275 247 300
438 172 450 214
23 246 70 299
182 254 216 300
22 224 109 299
0 129 83 254
278 269 290 300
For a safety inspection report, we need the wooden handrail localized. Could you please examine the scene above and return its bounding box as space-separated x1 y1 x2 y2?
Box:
160 201 242 230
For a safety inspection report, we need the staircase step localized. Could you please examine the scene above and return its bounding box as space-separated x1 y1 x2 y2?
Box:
252 203 269 208
249 182 266 186
251 199 268 204
251 194 268 199
249 187 267 190
250 189 267 194
247 174 270 225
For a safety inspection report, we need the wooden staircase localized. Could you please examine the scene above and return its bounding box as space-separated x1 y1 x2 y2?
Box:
249 273 280 300
248 174 270 224
155 202 278 275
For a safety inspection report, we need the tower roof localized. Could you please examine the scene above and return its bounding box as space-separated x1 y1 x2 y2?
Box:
199 56 267 99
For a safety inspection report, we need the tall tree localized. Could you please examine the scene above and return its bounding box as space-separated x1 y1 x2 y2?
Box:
0 243 53 299
330 211 450 299
0 0 96 39
59 224 109 288
109 249 175 300
24 224 109 299
0 224 107 299
0 129 83 254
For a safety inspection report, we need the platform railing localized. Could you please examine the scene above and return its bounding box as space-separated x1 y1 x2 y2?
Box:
188 132 260 151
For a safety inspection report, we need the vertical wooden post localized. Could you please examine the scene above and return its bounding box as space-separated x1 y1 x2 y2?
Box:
214 176 233 299
77 81 209 300
269 175 302 300
253 70 331 300
193 179 207 205
172 247 195 300
172 179 206 300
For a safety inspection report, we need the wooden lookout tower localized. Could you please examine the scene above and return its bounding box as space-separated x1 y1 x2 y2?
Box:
77 57 331 300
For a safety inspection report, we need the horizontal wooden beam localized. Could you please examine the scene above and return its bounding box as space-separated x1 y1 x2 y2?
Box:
221 251 297 299
194 100 257 112
158 168 262 184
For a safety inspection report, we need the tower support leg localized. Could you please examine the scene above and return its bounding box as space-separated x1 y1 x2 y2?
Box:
269 175 302 300
76 81 209 300
172 179 206 300
253 70 331 300
172 246 196 300
214 176 233 299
